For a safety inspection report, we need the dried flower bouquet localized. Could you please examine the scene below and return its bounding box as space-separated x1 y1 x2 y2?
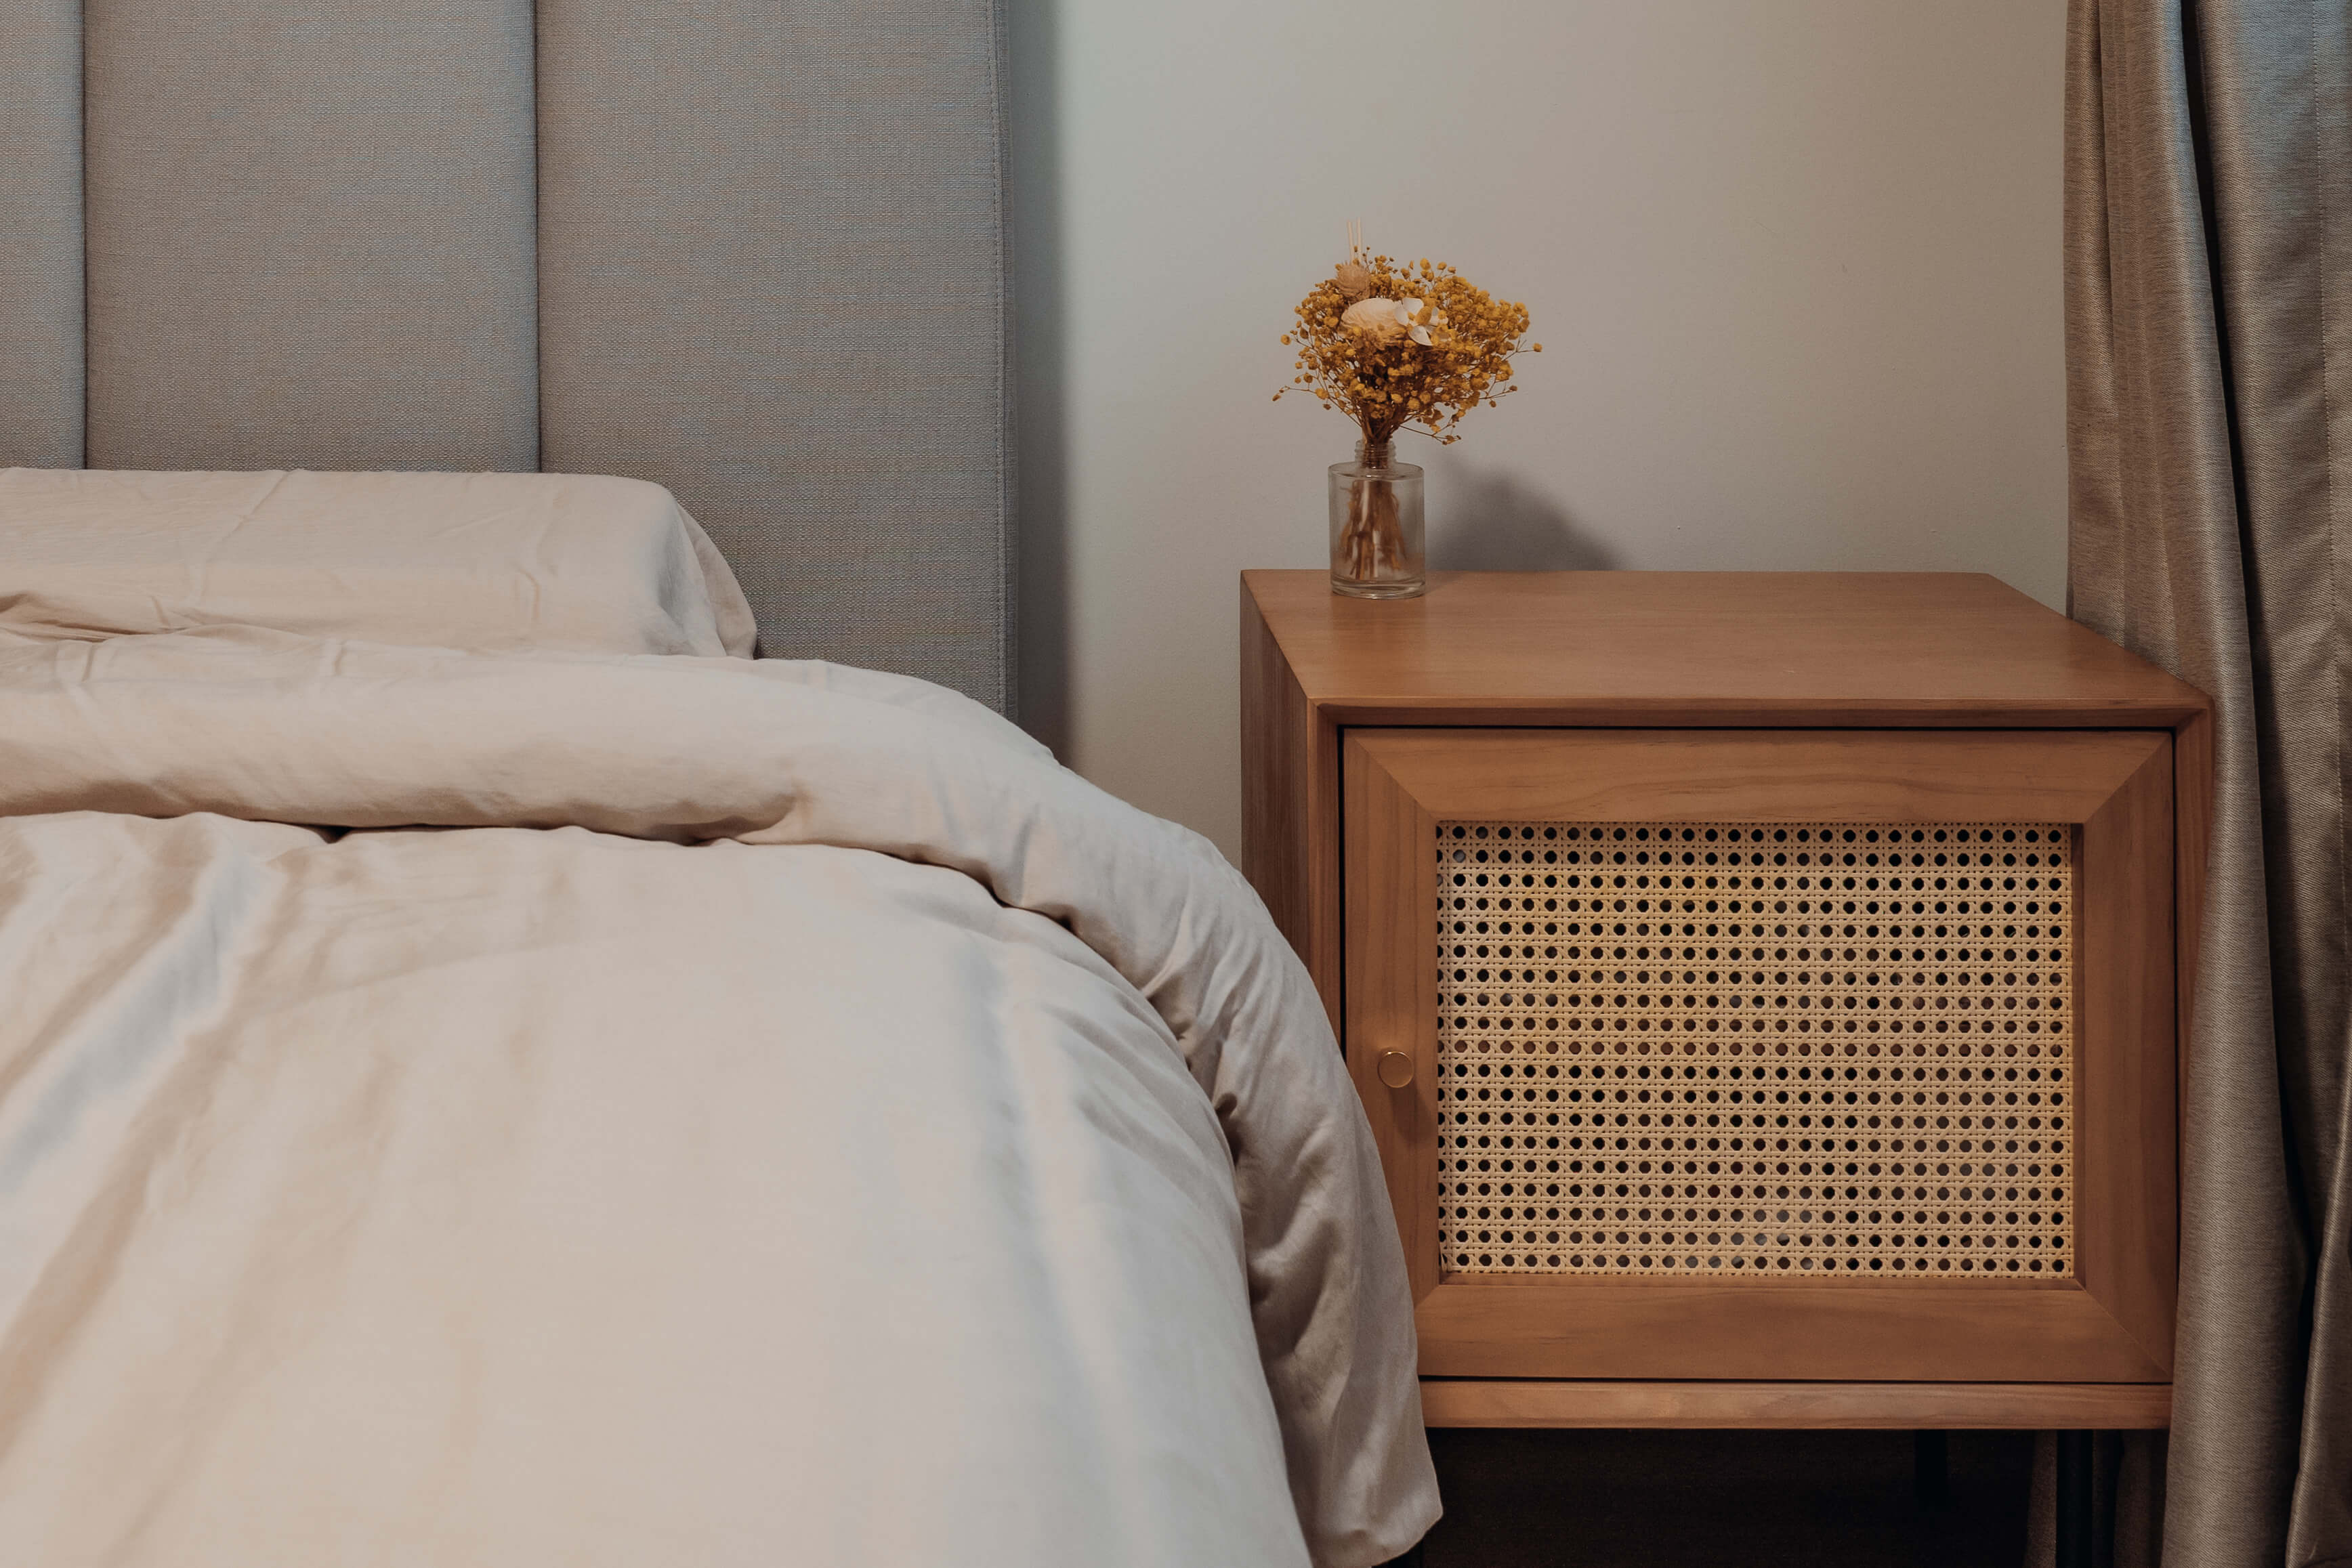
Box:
1276 231 1538 589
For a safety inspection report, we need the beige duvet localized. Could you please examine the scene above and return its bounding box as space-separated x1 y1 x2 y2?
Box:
0 627 1435 1567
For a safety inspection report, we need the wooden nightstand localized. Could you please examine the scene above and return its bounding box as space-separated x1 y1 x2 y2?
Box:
1240 570 2209 1433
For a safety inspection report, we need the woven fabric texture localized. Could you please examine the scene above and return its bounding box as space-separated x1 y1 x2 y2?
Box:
539 0 1012 705
83 0 541 473
0 0 83 468
5 1 1011 705
2063 1 2352 1564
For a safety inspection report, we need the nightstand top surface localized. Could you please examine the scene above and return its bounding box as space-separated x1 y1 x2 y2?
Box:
1242 570 2207 723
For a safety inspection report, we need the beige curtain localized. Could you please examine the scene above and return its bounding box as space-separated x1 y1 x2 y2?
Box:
2061 1 2351 1565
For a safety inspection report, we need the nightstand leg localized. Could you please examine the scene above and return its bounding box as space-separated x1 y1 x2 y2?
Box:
2055 1429 2095 1568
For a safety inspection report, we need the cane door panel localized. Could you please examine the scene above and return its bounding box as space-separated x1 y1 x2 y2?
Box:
1342 729 2175 1383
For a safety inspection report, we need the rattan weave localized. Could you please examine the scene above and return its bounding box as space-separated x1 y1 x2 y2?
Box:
1435 821 2073 1281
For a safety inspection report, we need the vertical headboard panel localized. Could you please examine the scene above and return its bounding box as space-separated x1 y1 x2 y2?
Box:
538 0 1013 707
0 0 84 469
0 1 1013 711
82 0 541 471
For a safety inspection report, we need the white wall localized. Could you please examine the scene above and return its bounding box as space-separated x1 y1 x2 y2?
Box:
1010 0 2066 860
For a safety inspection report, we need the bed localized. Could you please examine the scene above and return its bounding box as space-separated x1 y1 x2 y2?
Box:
0 5 1436 1566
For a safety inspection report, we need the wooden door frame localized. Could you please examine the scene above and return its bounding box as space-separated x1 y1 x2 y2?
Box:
1343 728 2177 1384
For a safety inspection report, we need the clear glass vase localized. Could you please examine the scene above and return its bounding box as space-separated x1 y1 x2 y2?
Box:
1329 440 1425 599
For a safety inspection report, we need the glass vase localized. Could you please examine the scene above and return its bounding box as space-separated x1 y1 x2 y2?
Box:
1328 440 1425 599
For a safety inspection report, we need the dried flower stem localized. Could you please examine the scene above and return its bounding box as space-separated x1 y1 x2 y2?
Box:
1338 447 1406 583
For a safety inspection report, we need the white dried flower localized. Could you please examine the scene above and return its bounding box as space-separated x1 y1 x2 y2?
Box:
1341 296 1407 342
1395 297 1435 346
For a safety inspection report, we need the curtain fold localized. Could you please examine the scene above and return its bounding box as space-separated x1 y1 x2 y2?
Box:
2063 1 2351 1564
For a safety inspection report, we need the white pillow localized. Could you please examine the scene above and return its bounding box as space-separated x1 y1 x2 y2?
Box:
0 469 759 658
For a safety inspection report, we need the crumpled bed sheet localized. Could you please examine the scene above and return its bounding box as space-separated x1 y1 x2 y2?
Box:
0 626 1436 1567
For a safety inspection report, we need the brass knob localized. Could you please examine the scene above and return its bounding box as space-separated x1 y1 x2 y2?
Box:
1377 1051 1416 1090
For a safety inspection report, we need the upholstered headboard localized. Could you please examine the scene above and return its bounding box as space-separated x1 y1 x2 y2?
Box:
0 1 1013 711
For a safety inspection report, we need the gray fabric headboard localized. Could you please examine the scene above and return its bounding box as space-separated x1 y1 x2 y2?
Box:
0 1 1013 712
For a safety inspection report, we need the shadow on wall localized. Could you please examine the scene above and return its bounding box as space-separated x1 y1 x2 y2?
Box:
1426 458 1618 572
1007 0 1070 755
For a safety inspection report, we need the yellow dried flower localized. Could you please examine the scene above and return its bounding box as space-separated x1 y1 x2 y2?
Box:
1270 241 1536 447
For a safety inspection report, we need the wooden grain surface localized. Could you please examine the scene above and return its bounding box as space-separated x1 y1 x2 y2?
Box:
1412 1275 2167 1382
1244 570 2209 726
1418 1378 2172 1430
1240 583 1344 1024
1345 734 1442 1298
1351 728 2169 826
2172 706 2212 1154
2073 737 2178 1372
